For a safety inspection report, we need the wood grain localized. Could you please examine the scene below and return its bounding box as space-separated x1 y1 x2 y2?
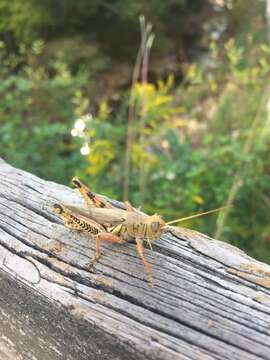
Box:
0 158 270 360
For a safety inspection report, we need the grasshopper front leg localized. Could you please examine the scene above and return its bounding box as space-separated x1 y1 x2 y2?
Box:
136 238 153 287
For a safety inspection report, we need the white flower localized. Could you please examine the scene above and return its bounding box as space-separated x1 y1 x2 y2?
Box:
166 172 176 181
161 140 170 150
80 143 90 156
74 119 86 132
71 128 78 137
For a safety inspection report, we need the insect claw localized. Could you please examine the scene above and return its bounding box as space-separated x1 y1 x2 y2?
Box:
86 254 101 269
86 261 95 270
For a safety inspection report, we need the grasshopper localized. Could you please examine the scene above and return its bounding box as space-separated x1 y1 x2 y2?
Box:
53 178 229 286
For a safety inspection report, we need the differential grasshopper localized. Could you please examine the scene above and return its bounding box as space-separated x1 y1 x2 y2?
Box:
53 178 228 287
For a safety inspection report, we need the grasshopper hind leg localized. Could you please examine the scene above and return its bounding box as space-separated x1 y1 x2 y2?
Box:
72 177 114 209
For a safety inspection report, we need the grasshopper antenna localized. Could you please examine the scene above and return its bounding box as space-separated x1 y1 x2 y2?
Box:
166 206 232 225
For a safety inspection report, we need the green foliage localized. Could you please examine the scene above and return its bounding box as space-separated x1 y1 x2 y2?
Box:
70 33 270 263
0 46 88 184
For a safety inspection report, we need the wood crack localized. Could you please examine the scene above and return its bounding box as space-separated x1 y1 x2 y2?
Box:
1 159 270 360
29 252 270 359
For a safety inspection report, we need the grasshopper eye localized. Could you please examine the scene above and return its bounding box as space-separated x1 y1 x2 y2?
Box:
151 222 160 233
53 204 63 214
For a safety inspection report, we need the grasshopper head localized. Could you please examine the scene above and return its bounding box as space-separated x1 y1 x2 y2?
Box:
52 203 64 214
146 214 166 242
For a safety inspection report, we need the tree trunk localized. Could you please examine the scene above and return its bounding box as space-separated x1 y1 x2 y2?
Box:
0 158 270 360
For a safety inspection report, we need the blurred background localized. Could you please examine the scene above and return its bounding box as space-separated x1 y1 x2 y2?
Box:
0 0 269 263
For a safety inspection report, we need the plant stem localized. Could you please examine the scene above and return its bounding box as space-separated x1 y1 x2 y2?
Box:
123 16 145 201
138 20 154 206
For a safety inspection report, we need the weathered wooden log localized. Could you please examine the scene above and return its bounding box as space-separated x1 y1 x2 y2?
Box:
0 158 270 360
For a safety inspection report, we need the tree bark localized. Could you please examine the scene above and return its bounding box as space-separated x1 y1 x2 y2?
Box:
0 158 270 360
